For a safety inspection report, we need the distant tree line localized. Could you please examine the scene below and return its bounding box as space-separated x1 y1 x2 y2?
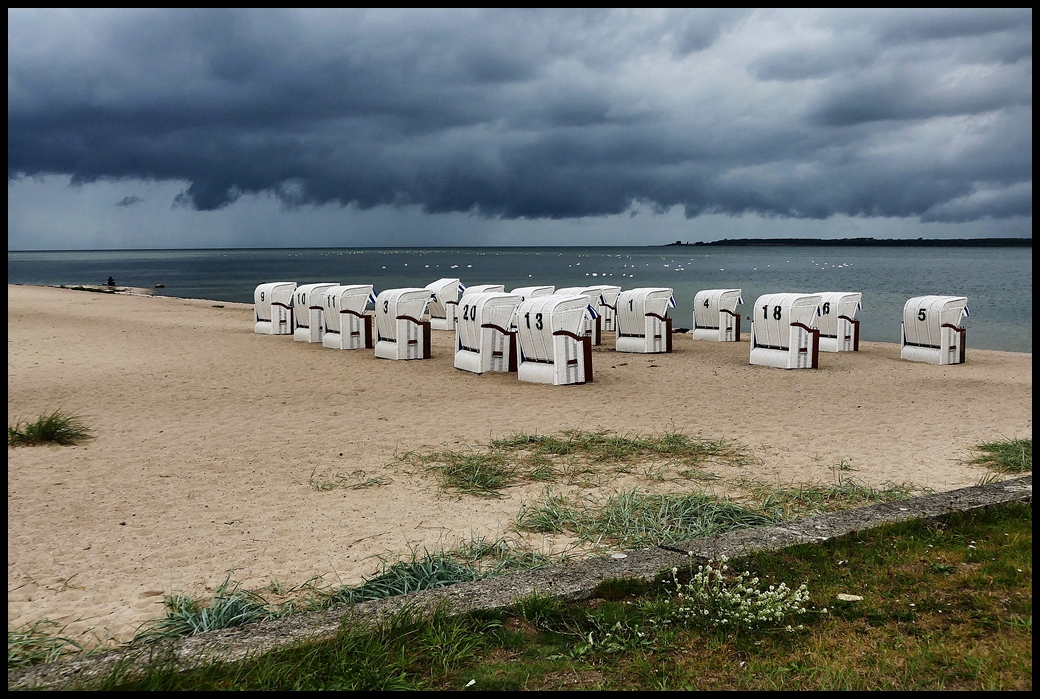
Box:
665 237 1032 248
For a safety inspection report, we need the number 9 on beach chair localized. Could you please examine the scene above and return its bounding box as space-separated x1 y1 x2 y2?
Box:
900 295 969 365
374 288 433 360
254 282 296 335
293 283 338 343
425 278 465 330
454 292 522 374
322 284 376 350
815 292 862 352
615 288 676 353
515 295 596 385
749 293 822 369
692 288 743 342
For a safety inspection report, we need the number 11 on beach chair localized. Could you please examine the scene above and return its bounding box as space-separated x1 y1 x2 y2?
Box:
454 292 522 374
615 288 676 353
900 295 969 365
515 295 596 385
322 285 376 350
293 283 338 343
692 288 743 342
749 293 822 369
253 282 297 335
373 288 433 360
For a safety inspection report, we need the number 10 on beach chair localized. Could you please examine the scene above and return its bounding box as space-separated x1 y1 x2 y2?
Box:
254 282 297 335
749 293 822 369
900 295 969 365
293 283 338 343
322 285 376 350
454 292 522 374
692 288 743 342
373 288 433 360
615 288 676 354
515 295 596 385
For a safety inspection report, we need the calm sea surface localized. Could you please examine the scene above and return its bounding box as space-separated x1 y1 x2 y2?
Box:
8 246 1032 353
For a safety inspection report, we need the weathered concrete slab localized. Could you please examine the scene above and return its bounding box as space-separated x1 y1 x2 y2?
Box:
9 476 1030 690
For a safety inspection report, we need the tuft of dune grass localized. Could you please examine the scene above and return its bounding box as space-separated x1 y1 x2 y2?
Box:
8 411 93 447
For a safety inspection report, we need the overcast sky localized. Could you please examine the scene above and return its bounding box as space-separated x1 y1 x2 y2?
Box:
8 8 1032 249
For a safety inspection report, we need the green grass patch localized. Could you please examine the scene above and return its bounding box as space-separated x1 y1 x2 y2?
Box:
8 619 83 669
742 475 924 520
8 410 93 447
969 438 1032 474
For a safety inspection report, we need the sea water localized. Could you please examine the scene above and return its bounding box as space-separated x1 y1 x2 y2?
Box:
7 246 1032 353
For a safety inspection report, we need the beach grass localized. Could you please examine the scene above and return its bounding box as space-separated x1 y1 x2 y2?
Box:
969 438 1032 474
8 410 93 447
7 619 83 669
61 501 1031 690
740 476 925 520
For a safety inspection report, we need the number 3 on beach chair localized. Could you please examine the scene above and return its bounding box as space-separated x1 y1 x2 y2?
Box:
373 288 433 360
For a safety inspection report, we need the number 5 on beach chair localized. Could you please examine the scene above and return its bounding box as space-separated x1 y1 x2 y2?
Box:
515 295 596 385
322 285 376 350
692 288 743 342
425 278 465 330
749 293 822 369
615 288 676 354
454 292 522 374
900 295 969 365
373 288 433 360
814 292 862 352
293 283 338 343
254 282 297 335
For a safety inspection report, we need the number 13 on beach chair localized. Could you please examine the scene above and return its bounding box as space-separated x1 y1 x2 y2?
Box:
749 293 822 369
515 295 597 385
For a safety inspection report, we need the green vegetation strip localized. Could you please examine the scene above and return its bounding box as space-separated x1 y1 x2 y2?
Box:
970 438 1032 474
8 411 93 447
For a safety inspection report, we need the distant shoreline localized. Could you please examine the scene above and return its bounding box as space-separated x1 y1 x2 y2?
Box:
665 237 1032 248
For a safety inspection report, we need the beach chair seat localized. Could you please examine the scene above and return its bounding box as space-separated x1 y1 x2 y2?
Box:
454 292 522 374
293 283 338 343
900 295 969 365
510 285 555 303
692 288 743 342
374 288 434 360
556 287 607 345
253 282 296 335
615 288 676 354
516 295 596 385
425 278 465 330
749 293 822 369
815 292 863 352
322 284 376 350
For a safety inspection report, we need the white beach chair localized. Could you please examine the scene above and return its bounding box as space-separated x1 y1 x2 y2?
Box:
556 287 607 345
253 282 296 335
587 285 622 333
615 288 676 354
461 284 505 298
515 295 597 385
692 288 743 342
749 293 822 369
374 288 434 360
293 283 338 343
322 284 376 350
425 278 465 330
510 286 555 305
454 292 522 374
900 295 969 365
815 292 863 352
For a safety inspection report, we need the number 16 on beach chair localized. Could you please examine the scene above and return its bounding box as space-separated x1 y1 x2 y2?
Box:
815 291 862 352
253 282 297 335
373 288 434 360
454 292 522 374
322 285 376 350
293 283 338 343
692 288 743 342
615 288 676 353
515 295 597 385
900 295 969 365
749 293 822 369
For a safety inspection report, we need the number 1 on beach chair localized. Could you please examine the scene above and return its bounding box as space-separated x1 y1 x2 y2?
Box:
254 282 297 335
615 288 675 354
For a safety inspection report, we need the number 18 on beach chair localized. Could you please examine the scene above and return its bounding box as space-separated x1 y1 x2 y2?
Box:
293 283 338 343
374 288 434 360
454 292 522 374
254 282 297 335
515 295 597 385
900 295 969 365
692 288 743 342
615 288 676 354
749 293 822 369
322 284 376 350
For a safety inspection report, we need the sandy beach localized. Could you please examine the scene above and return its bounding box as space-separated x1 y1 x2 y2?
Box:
7 283 1032 648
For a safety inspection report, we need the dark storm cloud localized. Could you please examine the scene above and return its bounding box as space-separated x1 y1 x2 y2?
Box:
115 195 142 207
7 8 1032 223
